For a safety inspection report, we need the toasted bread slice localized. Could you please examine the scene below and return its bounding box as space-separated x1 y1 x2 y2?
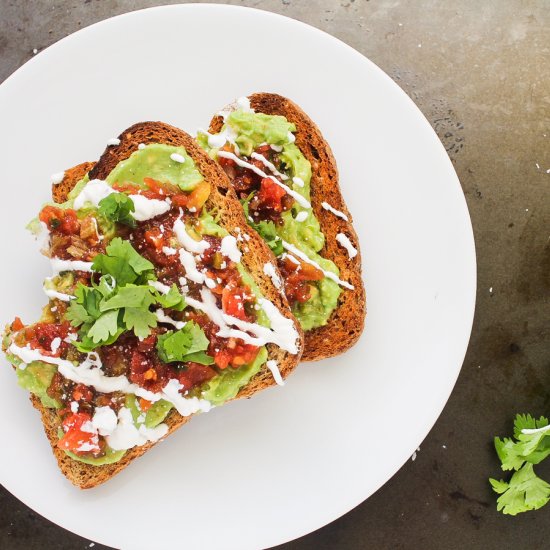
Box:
209 93 365 361
22 122 303 488
52 161 95 204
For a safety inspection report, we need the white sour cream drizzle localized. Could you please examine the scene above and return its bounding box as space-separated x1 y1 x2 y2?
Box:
266 360 285 386
73 179 115 210
107 138 121 146
148 280 171 294
250 152 289 181
73 179 170 221
186 288 299 354
336 233 358 259
8 342 211 418
220 235 242 263
155 309 186 330
321 201 349 221
217 151 311 209
130 195 171 221
294 211 308 222
50 172 65 185
105 407 168 451
170 153 186 164
43 282 75 302
263 262 283 290
173 217 210 254
281 241 354 290
178 248 206 284
162 379 212 416
51 258 94 274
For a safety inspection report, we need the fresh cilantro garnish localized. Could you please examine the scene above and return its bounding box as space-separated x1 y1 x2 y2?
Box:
122 307 158 340
67 239 186 350
92 237 154 285
98 193 136 227
490 414 550 515
156 322 213 365
154 284 186 311
87 309 120 343
100 285 156 311
242 195 283 255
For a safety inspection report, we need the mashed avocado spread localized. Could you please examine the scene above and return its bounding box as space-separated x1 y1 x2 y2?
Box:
3 143 290 468
200 110 341 331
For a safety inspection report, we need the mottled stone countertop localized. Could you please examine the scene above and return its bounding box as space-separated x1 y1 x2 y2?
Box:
1 1 548 549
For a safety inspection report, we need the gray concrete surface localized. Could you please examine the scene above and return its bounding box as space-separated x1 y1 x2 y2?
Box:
0 0 549 548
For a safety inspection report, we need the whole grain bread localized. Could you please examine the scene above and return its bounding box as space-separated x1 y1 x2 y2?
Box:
52 161 95 204
29 122 303 489
209 93 366 361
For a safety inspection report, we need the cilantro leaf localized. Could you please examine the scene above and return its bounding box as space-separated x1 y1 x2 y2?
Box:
92 237 154 285
154 284 186 311
98 193 136 227
100 285 156 311
494 437 526 471
66 285 102 327
87 310 120 343
65 302 92 327
156 322 212 364
491 413 550 515
92 274 117 298
73 327 124 352
123 307 158 340
513 413 540 438
490 463 550 515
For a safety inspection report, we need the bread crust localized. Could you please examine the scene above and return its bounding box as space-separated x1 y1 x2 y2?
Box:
28 122 303 488
52 161 95 204
209 94 366 361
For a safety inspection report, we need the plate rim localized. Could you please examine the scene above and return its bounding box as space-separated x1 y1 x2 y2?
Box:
0 3 477 548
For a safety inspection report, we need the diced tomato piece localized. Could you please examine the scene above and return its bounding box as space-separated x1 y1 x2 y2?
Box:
57 412 100 455
213 341 259 370
213 349 231 370
39 206 80 235
72 384 93 403
11 317 24 332
112 182 141 194
144 227 165 251
279 256 324 304
25 321 71 355
139 398 152 412
257 178 286 212
171 194 188 208
222 283 254 321
143 178 168 198
187 181 210 211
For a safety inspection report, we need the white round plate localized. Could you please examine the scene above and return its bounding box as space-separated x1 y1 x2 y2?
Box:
0 4 475 549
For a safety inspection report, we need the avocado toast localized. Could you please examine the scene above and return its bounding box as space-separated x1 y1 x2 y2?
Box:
2 122 302 489
201 93 365 361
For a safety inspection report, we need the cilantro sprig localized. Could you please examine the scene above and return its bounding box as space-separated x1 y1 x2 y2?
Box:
156 322 213 365
98 193 136 227
490 414 550 515
66 238 185 351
